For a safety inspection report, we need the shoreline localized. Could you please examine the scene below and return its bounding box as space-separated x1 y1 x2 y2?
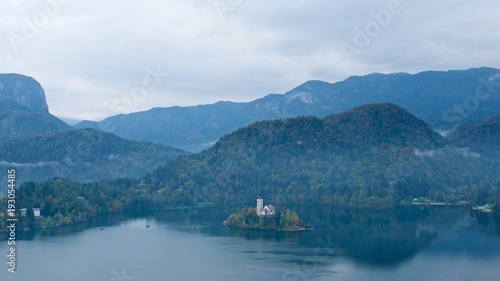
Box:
276 227 314 232
225 224 313 232
3 202 494 232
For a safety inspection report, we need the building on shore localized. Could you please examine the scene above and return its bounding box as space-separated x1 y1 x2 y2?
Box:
20 208 42 219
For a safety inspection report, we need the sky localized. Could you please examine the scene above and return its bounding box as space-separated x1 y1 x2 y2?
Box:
1 0 500 122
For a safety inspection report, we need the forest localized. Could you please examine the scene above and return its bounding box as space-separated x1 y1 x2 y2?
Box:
1 103 499 229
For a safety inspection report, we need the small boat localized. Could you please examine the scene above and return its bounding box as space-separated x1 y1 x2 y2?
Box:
146 225 150 228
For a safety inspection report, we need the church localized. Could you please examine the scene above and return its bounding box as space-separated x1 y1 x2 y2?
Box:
256 197 275 216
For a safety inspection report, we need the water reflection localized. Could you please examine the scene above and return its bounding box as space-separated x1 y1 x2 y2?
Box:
10 212 131 240
297 206 462 267
3 205 500 274
152 205 500 269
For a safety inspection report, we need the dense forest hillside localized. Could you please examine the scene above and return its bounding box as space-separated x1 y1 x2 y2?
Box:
143 103 498 208
2 103 499 227
0 129 188 187
326 103 446 148
448 115 500 158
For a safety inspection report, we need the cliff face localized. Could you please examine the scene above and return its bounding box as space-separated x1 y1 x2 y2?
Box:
0 73 71 140
0 73 49 112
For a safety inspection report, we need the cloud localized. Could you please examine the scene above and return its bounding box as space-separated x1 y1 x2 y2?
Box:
0 161 60 168
454 147 481 158
414 149 442 158
1 0 500 120
414 147 481 159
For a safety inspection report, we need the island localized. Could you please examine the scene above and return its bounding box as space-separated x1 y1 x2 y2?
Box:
224 198 311 231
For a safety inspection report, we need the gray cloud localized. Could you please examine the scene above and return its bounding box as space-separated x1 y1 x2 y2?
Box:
0 160 60 168
1 0 500 120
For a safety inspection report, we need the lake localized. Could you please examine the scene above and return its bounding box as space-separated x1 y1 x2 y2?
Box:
2 205 500 281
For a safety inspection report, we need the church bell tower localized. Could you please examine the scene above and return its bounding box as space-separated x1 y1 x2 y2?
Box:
256 198 263 215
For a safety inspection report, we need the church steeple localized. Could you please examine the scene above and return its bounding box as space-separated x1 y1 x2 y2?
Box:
256 196 263 216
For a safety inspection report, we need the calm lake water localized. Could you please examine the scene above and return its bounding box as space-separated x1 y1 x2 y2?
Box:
2 205 500 281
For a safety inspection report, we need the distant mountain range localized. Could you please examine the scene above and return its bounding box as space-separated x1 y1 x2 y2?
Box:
75 67 500 151
1 69 499 201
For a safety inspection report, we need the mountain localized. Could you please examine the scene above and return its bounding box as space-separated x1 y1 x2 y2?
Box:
6 103 499 227
0 73 71 139
141 103 496 208
75 67 500 152
0 73 189 192
447 115 500 157
0 129 188 186
0 73 48 112
325 103 446 148
73 120 100 130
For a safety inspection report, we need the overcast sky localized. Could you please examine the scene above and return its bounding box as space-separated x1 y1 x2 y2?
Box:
1 0 499 121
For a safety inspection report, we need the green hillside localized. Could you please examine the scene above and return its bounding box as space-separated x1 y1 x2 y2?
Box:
143 103 496 208
0 129 188 185
3 103 499 228
448 115 500 157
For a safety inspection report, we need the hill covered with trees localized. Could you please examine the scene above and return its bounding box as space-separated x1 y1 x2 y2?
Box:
0 129 188 186
143 103 498 208
2 103 499 228
448 114 500 158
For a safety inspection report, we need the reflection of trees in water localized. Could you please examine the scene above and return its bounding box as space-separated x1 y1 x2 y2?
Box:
10 212 130 240
200 205 473 268
227 227 304 243
156 205 498 268
496 215 500 236
475 211 491 227
289 206 467 267
470 211 500 237
9 205 500 269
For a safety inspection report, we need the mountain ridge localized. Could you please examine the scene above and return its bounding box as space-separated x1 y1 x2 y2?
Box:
75 67 500 151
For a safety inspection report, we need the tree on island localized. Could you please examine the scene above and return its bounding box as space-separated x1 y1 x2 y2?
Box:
226 207 306 230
